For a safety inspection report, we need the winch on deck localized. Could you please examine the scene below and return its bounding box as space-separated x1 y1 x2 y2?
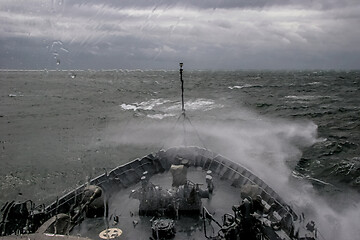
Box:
130 159 212 218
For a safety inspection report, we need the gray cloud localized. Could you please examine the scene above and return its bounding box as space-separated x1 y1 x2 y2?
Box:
47 0 359 10
0 0 359 69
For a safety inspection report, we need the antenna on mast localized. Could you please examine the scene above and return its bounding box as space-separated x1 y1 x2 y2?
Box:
175 62 207 148
179 62 185 115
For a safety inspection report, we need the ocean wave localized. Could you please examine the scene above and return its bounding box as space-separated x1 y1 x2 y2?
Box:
120 104 138 111
306 81 327 86
291 81 328 87
120 98 170 111
120 98 223 118
322 140 358 156
228 86 244 90
228 84 262 90
185 99 223 111
284 95 331 101
147 113 176 119
166 98 224 112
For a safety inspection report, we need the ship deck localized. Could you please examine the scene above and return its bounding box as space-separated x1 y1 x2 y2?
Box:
71 168 242 239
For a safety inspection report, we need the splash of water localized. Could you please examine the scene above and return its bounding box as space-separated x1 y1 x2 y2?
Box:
99 107 359 240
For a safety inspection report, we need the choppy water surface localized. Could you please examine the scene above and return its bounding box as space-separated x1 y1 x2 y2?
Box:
117 70 360 189
0 70 359 239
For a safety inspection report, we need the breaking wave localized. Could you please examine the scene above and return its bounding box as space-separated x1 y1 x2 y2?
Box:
120 98 171 111
228 84 263 90
120 98 224 119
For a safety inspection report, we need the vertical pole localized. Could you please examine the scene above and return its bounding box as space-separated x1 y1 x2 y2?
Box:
179 63 186 146
179 63 185 114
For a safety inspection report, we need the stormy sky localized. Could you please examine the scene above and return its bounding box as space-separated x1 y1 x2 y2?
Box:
0 0 359 70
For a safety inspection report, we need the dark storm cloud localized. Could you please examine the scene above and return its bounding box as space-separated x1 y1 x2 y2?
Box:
61 0 358 10
0 0 359 70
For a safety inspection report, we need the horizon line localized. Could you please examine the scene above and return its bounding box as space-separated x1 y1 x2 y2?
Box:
1 68 359 72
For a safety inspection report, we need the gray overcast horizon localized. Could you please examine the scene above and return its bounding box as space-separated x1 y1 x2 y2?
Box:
1 0 360 70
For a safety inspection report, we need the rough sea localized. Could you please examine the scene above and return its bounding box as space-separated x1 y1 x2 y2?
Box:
0 70 359 239
119 70 360 190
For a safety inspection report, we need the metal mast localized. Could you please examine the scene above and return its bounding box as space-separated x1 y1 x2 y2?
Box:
179 62 185 115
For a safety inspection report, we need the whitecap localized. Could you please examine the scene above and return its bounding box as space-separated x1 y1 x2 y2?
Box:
120 98 171 111
167 98 223 112
285 95 318 101
138 99 170 110
185 99 216 111
121 98 223 114
307 82 321 85
120 104 138 111
8 93 24 97
228 86 244 90
228 84 260 90
147 113 176 119
284 95 331 101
